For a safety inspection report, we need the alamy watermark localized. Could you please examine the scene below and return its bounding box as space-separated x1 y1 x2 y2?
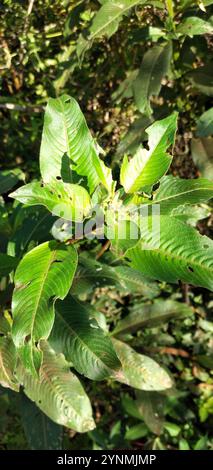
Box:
51 201 161 250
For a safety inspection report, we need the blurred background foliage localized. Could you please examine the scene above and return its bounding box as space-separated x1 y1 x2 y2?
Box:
0 0 213 450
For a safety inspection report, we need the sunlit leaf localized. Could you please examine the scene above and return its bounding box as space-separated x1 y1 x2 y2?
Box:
12 241 78 375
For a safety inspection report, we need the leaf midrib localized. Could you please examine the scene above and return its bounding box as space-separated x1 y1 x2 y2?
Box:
154 185 213 206
30 248 57 341
135 44 166 108
56 310 113 374
0 344 14 387
136 237 213 274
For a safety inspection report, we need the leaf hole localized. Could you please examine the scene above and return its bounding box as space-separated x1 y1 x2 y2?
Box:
188 266 194 273
65 98 71 104
56 176 62 180
203 244 209 249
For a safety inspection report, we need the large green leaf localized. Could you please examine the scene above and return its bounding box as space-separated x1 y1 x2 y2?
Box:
112 299 194 336
50 296 121 380
71 254 158 299
133 42 172 115
77 0 147 58
196 108 213 137
39 95 113 194
10 180 91 223
191 137 213 179
16 342 95 433
188 64 213 96
150 175 213 213
113 339 172 391
115 115 152 157
120 113 178 193
135 391 165 435
127 215 213 291
176 17 213 37
20 393 63 450
7 206 55 258
0 253 18 277
12 241 78 375
0 336 19 392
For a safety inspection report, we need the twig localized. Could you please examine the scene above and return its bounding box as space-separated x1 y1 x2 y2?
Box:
182 282 190 304
144 346 190 358
96 240 111 260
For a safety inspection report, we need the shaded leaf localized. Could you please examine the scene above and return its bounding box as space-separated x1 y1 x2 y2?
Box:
191 137 213 179
125 422 148 440
188 64 213 96
112 299 194 336
0 169 25 195
133 42 172 115
196 108 213 137
127 215 213 291
0 336 19 392
50 296 121 380
176 17 213 37
77 0 147 59
135 391 165 435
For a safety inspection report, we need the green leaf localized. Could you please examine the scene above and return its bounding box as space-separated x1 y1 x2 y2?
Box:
7 206 55 258
113 339 172 391
0 336 19 392
0 253 18 277
71 254 158 299
173 204 210 226
125 422 148 440
16 341 95 433
135 391 165 435
164 421 181 437
39 95 113 194
188 64 213 96
196 108 213 137
115 115 152 157
0 169 25 195
20 393 63 450
70 254 120 296
151 175 213 213
77 0 147 58
0 315 11 335
176 17 213 37
50 296 121 380
12 241 78 375
127 215 213 291
191 137 213 179
112 265 160 298
112 299 194 336
10 180 91 222
133 42 172 115
120 113 178 193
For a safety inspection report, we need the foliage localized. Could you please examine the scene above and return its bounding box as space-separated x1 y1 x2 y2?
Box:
0 0 213 451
